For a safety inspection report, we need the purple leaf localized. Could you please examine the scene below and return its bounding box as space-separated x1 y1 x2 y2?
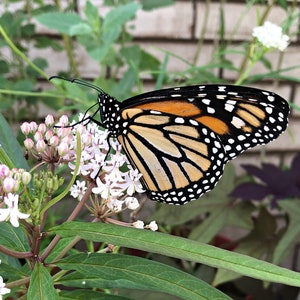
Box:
230 182 270 201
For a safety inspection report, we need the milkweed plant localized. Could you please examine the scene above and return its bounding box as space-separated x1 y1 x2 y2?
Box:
0 1 300 299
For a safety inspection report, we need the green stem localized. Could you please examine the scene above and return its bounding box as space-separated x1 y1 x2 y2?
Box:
40 181 97 262
0 25 49 80
235 1 274 85
54 0 79 76
0 89 64 98
40 132 82 216
193 0 210 65
0 245 32 259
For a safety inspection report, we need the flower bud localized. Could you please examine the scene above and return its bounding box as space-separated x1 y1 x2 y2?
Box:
45 130 54 141
45 114 54 126
3 177 16 193
29 121 38 133
49 135 59 147
21 172 32 185
57 142 69 156
147 221 158 231
0 164 10 178
34 131 43 142
59 115 69 127
36 139 46 152
38 123 46 134
20 122 31 135
24 138 34 150
57 127 71 138
132 220 144 229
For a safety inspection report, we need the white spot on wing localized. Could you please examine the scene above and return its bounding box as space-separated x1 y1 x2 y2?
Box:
231 116 246 128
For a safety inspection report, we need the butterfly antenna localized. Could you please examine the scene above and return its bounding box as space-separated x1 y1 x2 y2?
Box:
49 76 106 95
50 76 104 128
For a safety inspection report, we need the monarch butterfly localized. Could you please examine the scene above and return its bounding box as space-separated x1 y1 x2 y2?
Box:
50 77 289 205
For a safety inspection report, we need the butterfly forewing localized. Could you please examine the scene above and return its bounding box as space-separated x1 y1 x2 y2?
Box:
120 85 289 161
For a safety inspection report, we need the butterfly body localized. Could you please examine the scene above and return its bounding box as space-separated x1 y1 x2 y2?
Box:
95 84 289 204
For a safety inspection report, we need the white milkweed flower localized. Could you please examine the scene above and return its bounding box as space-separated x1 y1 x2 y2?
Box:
146 221 158 231
132 220 144 229
252 21 289 51
0 193 30 227
70 180 87 200
0 275 10 298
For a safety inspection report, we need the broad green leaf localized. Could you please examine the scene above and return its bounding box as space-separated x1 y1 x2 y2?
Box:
189 201 254 243
0 113 29 169
0 261 27 280
59 289 131 300
69 23 93 36
111 69 137 99
273 200 300 265
84 1 101 30
0 222 30 252
44 237 77 263
57 253 231 300
28 262 59 300
35 12 82 35
102 2 140 43
213 207 279 285
51 221 300 287
87 44 112 63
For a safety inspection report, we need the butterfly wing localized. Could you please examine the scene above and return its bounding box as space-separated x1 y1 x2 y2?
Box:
117 108 226 204
121 85 289 161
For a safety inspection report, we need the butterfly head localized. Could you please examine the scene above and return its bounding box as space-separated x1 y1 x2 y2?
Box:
49 76 122 136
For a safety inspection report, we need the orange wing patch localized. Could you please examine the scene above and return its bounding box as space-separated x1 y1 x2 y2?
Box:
134 100 201 117
196 116 229 135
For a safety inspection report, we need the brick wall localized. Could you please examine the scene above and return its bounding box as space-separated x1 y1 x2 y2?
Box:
2 0 300 169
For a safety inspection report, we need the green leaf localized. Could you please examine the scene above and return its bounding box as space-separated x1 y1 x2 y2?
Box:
273 200 300 265
28 262 59 300
141 0 174 10
51 222 300 287
102 2 140 43
0 113 29 170
0 261 27 280
44 237 76 263
84 1 101 30
69 23 93 36
59 289 131 300
35 12 82 35
0 222 30 252
277 0 288 10
57 253 231 300
213 207 279 286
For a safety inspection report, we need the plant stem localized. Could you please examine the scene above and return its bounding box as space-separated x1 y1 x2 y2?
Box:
0 25 49 80
40 181 96 262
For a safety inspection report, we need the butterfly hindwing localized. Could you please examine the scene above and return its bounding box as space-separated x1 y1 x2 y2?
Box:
117 108 226 204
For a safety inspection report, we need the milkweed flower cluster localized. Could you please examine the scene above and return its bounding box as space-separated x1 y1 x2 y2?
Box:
63 113 145 212
252 21 289 51
21 115 73 165
0 165 31 227
21 114 157 230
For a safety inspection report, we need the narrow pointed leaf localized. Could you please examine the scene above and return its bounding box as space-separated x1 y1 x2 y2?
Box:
57 253 231 300
51 222 300 287
28 262 59 300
